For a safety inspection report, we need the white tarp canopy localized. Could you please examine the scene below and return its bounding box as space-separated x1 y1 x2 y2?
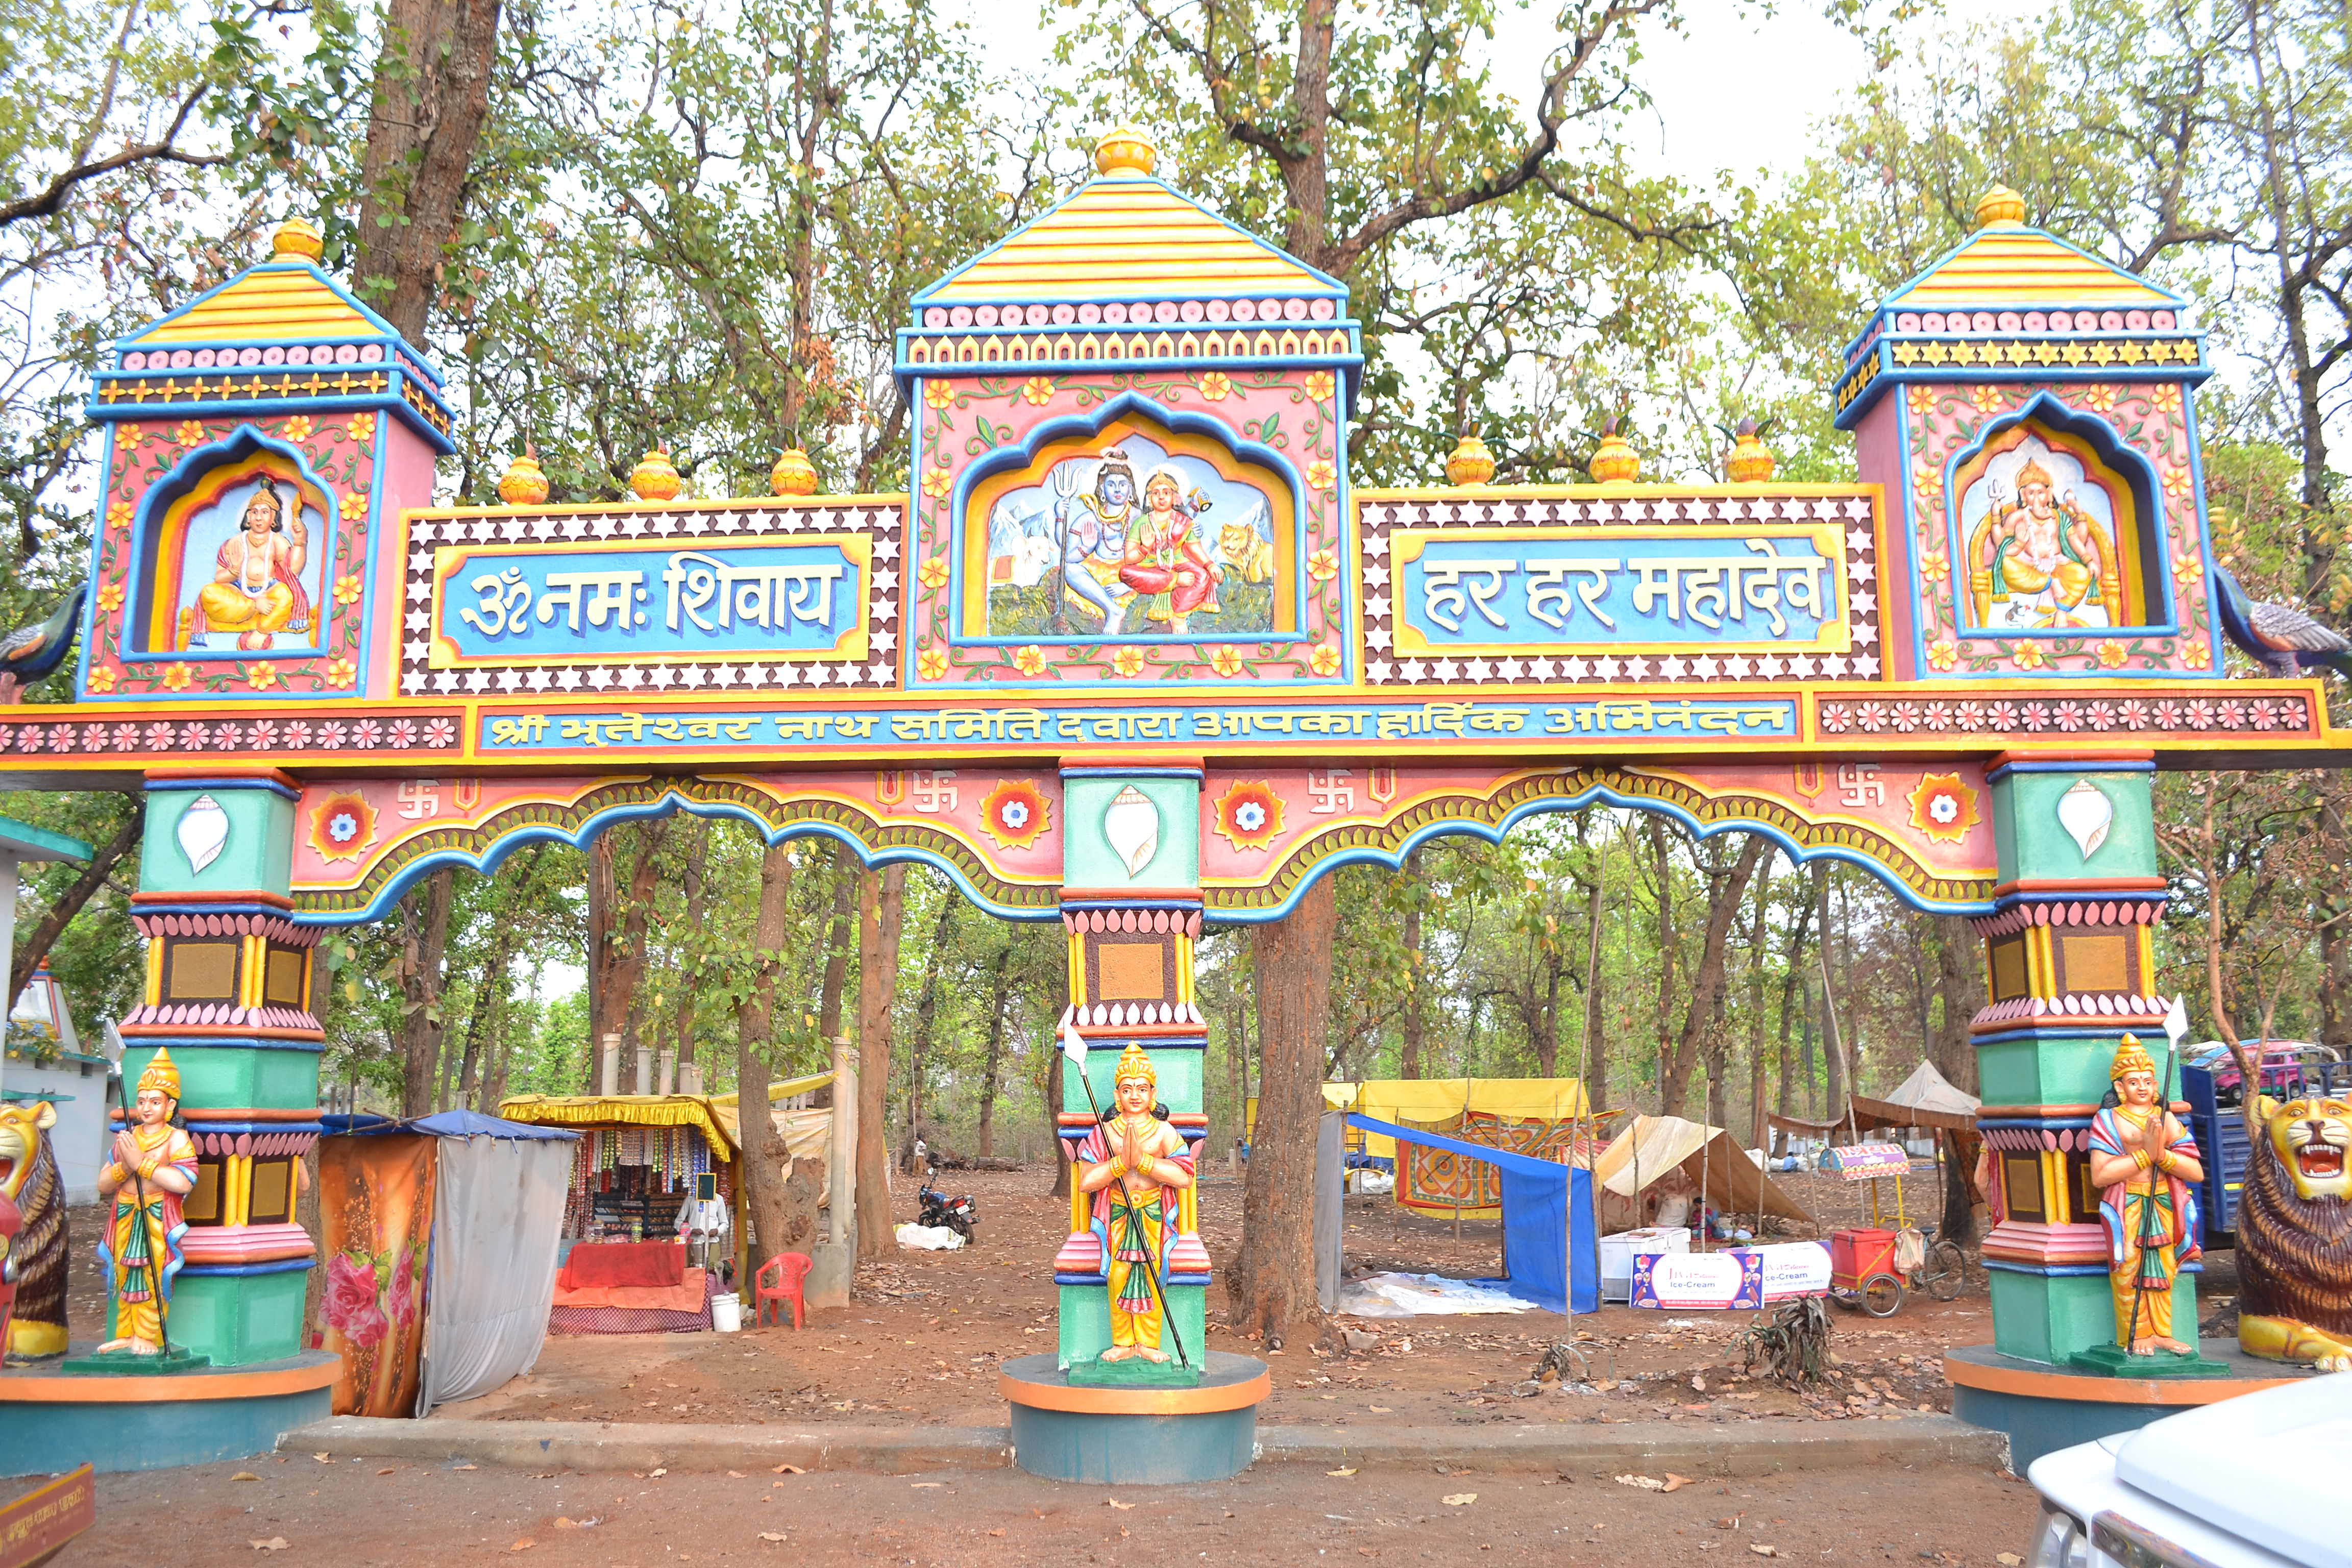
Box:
1881 1060 1981 1118
1594 1115 1814 1231
413 1111 576 1417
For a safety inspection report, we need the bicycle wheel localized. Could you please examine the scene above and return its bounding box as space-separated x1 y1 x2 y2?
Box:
1861 1273 1904 1317
1923 1240 1966 1301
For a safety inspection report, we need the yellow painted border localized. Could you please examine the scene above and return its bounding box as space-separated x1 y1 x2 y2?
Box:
142 453 332 656
1001 1365 1269 1414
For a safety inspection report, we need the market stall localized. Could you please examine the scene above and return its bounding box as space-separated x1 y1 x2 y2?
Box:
1321 1077 1600 1219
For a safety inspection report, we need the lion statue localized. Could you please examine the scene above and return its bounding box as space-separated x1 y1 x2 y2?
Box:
1219 521 1274 585
0 1098 67 1361
2232 1082 2352 1372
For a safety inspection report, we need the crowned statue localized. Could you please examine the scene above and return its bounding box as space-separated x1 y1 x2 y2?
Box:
1965 456 2122 630
2085 1034 2204 1356
1118 467 1223 633
189 473 311 650
94 1047 200 1355
1052 448 1141 634
1073 1043 1197 1363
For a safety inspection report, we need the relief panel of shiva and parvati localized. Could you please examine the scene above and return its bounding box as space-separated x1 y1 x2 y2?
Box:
974 424 1290 640
1956 425 2154 633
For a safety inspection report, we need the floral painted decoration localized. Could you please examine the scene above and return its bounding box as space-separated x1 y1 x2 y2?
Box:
1213 779 1286 852
309 790 378 864
1906 772 1981 845
978 778 1053 850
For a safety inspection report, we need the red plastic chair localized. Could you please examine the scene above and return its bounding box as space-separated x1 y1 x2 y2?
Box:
755 1252 813 1330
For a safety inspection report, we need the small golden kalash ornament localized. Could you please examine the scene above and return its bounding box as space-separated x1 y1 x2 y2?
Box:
2084 1033 2206 1360
1073 1042 1196 1367
1974 183 2029 229
498 449 550 505
629 444 682 503
1725 418 1776 483
270 216 325 263
1445 429 1497 487
92 1047 201 1361
770 447 818 497
1093 125 1158 178
1588 418 1641 484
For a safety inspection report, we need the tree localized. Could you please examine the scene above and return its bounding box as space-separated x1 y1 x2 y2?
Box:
736 840 820 1262
854 862 906 1259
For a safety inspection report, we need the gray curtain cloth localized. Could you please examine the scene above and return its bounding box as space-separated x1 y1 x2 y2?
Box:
418 1133 573 1415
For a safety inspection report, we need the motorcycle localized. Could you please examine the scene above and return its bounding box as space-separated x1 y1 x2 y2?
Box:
918 1183 978 1244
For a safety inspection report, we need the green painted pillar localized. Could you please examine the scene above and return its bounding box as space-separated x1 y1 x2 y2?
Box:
1051 765 1213 1377
1973 753 2187 1367
116 769 322 1366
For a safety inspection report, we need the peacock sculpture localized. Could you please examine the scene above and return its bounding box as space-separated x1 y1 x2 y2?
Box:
0 582 88 702
2211 562 2352 678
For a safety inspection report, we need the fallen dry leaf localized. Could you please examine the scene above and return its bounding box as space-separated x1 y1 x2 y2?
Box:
310 1453 331 1463
509 1540 535 1553
1327 1467 1358 1477
376 1467 397 1476
1442 1493 1479 1507
727 1470 746 1479
1996 1557 2023 1566
649 1467 668 1478
230 1472 260 1483
910 1482 944 1488
1369 1405 1393 1413
772 1464 806 1475
553 1518 576 1530
249 1540 288 1554
1106 1498 1136 1510
1749 1547 1779 1558
1616 1474 1667 1491
758 1533 787 1544
988 1530 1007 1538
452 1463 478 1471
1662 1474 1696 1493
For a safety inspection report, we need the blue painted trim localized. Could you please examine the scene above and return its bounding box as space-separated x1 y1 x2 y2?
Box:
911 173 1350 307
287 787 1062 928
1836 350 2213 431
179 1258 314 1277
1979 1115 2096 1129
77 422 119 695
1988 759 2157 781
1055 1272 1112 1286
1920 389 2196 677
1205 779 1998 926
1059 766 1205 780
2176 390 2226 675
932 388 1318 665
1984 1259 2111 1277
127 899 300 918
182 1121 327 1136
117 1034 324 1053
1971 1027 2152 1048
113 259 447 383
87 375 457 456
142 775 301 800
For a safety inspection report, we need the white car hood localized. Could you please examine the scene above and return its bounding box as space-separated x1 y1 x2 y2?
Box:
2114 1372 2352 1568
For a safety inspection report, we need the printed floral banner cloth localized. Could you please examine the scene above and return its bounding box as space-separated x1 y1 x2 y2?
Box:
317 1131 434 1417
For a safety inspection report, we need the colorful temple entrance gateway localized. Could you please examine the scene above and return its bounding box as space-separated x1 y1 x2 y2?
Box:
1 134 2345 1477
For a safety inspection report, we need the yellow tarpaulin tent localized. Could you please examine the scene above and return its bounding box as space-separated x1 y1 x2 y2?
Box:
497 1093 739 1158
1331 1078 1591 1161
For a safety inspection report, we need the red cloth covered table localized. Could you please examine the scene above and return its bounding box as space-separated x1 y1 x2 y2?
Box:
558 1238 684 1292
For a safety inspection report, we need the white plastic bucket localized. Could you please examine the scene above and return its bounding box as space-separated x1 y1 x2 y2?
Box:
711 1292 743 1332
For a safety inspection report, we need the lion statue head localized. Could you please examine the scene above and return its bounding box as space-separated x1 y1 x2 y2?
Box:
2266 1096 2352 1201
0 1099 56 1206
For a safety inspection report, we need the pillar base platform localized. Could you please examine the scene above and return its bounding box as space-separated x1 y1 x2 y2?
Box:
1945 1339 2318 1472
0 1346 338 1475
1000 1351 1267 1484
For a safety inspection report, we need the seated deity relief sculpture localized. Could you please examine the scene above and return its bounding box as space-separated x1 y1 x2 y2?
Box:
1965 458 2122 631
184 474 311 651
2085 1034 2203 1356
94 1048 199 1355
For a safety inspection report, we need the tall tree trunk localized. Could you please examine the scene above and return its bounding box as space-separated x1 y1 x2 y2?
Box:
901 888 957 1162
1771 875 1818 1153
1399 849 1426 1079
1229 877 1336 1349
854 865 907 1261
1744 854 1776 1149
1664 837 1767 1120
1817 869 1848 1122
8 795 141 1002
976 940 1012 1156
1930 915 1984 1095
399 868 456 1117
352 0 504 343
816 850 855 1042
737 843 817 1267
1647 818 1678 1107
453 934 513 1111
1581 842 1609 1111
673 820 709 1069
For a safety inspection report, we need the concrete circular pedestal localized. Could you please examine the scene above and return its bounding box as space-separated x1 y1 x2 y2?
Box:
1000 1351 1268 1484
1944 1339 2320 1471
0 1349 339 1474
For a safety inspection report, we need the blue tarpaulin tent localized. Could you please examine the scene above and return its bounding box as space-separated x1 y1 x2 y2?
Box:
1346 1113 1599 1313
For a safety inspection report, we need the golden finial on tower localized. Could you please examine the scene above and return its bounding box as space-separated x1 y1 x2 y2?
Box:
1093 127 1158 178
1444 430 1496 487
629 444 682 502
1725 418 1776 484
771 447 818 497
1974 185 2028 229
498 449 550 505
1588 418 1641 485
270 217 324 263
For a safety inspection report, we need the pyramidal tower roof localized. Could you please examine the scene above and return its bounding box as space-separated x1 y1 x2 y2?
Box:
913 129 1345 310
1879 186 2183 313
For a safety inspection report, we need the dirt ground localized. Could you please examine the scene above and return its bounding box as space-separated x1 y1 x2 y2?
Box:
53 1449 2041 1567
427 1165 1988 1430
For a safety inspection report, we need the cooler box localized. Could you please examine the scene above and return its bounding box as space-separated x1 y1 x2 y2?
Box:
1830 1226 1898 1287
1599 1226 1689 1302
